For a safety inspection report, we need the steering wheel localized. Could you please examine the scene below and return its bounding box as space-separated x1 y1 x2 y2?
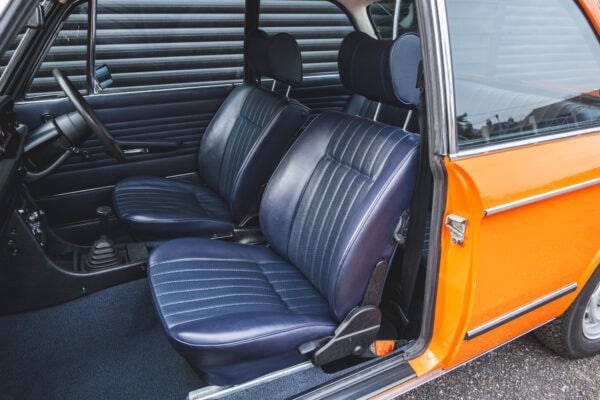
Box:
52 68 126 162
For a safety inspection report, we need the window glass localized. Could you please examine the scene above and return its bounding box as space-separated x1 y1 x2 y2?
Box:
27 0 245 98
368 0 417 40
26 4 88 98
0 29 27 84
26 0 353 98
94 0 245 92
447 0 600 150
0 0 52 86
260 0 354 76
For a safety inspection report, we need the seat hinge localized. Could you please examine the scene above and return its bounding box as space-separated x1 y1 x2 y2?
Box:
309 305 382 366
299 261 389 365
445 214 467 245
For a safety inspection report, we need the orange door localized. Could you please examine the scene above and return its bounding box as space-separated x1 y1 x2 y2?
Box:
443 134 600 365
416 0 600 371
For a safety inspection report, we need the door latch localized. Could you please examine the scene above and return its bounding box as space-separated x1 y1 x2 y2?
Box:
445 214 467 245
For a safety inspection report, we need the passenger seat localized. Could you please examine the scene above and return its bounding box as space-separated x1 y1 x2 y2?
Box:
113 31 309 239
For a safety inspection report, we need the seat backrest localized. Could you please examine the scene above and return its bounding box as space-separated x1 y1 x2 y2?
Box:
344 93 420 133
198 31 309 222
260 32 423 321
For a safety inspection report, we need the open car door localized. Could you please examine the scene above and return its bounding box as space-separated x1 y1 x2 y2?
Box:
434 0 600 368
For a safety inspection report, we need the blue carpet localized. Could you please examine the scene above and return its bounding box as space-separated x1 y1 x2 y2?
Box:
0 279 204 400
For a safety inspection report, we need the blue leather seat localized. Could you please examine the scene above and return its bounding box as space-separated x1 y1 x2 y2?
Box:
148 31 423 385
113 31 309 239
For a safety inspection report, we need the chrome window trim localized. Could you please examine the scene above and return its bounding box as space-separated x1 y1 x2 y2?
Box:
436 0 456 156
15 73 343 104
86 0 97 95
465 283 578 340
418 0 453 156
450 126 600 161
16 81 239 104
484 177 600 217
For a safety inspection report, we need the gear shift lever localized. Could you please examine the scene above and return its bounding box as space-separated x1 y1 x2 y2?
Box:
96 205 112 236
86 206 121 269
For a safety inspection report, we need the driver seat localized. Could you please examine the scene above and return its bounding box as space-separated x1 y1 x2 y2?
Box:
113 31 308 239
148 32 422 385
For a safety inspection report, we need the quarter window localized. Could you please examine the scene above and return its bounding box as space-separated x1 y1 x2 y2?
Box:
446 0 600 150
368 0 417 40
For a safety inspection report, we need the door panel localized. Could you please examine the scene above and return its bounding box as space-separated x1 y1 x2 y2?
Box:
440 133 600 366
16 85 233 224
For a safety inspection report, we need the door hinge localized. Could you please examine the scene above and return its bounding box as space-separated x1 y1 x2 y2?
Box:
445 214 467 245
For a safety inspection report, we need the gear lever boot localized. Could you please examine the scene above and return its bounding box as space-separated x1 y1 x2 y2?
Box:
86 206 121 269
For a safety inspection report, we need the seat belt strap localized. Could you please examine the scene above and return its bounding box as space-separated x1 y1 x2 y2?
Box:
399 75 432 313
384 66 432 332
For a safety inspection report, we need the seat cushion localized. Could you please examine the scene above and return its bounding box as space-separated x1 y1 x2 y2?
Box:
114 177 234 239
148 238 336 385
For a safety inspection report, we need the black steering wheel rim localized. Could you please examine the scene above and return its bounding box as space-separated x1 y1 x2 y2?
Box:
52 68 126 162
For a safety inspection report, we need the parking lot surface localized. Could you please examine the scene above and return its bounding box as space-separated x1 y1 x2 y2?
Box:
401 334 600 400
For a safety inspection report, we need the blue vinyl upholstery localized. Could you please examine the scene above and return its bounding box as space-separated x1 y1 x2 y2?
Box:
148 238 336 385
114 33 309 239
113 177 234 237
148 33 422 384
261 112 420 321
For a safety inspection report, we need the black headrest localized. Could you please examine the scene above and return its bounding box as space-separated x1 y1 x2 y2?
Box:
245 30 303 86
338 31 422 108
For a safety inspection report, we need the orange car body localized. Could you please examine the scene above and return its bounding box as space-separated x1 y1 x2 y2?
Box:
380 0 600 395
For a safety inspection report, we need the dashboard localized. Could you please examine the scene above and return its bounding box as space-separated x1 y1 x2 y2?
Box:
0 95 26 230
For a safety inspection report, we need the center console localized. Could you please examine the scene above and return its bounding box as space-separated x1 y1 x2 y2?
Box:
0 188 148 315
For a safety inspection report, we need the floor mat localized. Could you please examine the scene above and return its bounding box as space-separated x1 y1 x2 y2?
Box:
0 279 204 400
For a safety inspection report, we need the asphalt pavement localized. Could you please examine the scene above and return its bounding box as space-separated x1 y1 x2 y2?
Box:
401 334 600 400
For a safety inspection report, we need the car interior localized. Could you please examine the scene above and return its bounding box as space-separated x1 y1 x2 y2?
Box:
0 0 435 399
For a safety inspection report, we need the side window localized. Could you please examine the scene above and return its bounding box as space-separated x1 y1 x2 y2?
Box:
93 0 245 92
25 0 246 98
27 4 88 98
368 0 417 40
446 0 600 150
0 29 27 83
259 0 354 77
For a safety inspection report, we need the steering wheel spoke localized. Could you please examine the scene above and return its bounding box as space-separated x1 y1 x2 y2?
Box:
52 69 127 163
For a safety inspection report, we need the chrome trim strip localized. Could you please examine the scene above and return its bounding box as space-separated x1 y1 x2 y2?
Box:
375 318 556 400
86 0 97 94
40 184 115 200
417 0 453 156
465 283 578 340
38 172 197 200
485 178 600 216
18 82 239 104
375 369 445 400
450 126 600 161
165 172 197 179
436 0 457 155
16 73 343 105
187 362 313 400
